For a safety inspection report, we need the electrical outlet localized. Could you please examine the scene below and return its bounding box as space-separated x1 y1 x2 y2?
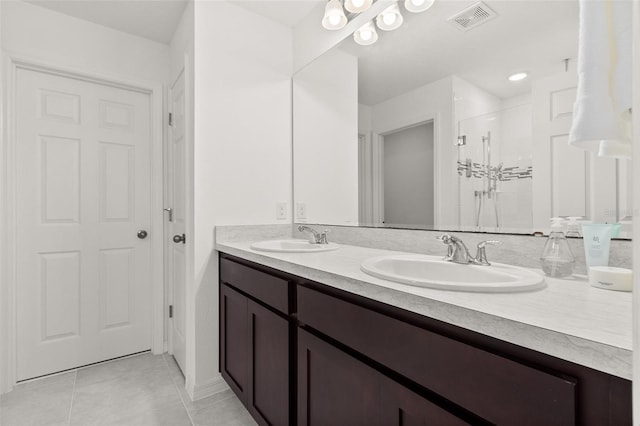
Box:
276 202 287 220
296 202 307 219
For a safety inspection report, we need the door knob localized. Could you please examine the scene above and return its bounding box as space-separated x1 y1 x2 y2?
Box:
137 230 148 239
173 234 185 244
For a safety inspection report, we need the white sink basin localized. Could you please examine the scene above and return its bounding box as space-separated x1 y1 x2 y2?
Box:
361 254 545 292
250 239 339 253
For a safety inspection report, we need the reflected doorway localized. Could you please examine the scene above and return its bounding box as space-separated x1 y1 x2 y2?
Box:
359 120 435 229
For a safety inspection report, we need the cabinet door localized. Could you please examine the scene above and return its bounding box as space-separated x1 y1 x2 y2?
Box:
298 329 466 426
383 378 470 426
247 300 290 426
298 328 383 426
220 284 248 402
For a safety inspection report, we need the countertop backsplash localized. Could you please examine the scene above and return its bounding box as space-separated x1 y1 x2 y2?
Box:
291 224 633 276
212 224 631 276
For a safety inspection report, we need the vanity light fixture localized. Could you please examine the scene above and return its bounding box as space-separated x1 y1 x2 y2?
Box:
508 72 528 82
376 3 404 31
345 0 372 14
322 0 348 30
404 0 435 13
354 21 379 45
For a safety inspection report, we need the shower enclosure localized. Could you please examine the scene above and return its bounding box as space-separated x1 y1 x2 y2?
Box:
457 103 533 233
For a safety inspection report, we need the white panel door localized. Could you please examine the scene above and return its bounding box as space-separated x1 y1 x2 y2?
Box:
532 70 618 230
16 68 152 380
168 71 187 373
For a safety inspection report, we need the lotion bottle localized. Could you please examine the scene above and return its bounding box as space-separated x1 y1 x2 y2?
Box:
540 218 575 278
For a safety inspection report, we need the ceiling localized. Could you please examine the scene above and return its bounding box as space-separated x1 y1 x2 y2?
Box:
234 0 324 28
24 0 189 44
335 0 579 104
22 0 579 104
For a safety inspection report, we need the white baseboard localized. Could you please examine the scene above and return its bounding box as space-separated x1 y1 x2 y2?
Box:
186 374 230 401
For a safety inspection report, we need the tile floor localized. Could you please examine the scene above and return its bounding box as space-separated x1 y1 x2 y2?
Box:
0 353 257 426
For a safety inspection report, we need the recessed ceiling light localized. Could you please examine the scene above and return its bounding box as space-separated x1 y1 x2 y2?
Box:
508 72 528 82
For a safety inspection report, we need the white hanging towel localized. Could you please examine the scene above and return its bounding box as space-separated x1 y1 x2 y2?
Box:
569 0 632 159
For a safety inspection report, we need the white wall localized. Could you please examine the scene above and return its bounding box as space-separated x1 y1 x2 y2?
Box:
0 0 6 397
359 103 373 135
452 76 501 124
631 1 639 422
371 76 455 228
192 0 292 397
1 0 170 84
294 48 358 225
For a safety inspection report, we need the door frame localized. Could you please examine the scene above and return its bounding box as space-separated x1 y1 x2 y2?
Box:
165 67 185 361
371 114 439 227
0 54 165 393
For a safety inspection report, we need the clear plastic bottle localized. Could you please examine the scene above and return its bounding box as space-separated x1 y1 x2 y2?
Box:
566 216 582 238
540 218 575 278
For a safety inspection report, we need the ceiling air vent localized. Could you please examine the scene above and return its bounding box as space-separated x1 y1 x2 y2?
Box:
448 1 497 32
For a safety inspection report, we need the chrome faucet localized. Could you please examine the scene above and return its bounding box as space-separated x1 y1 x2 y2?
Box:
437 234 502 266
438 234 473 264
298 225 329 244
474 240 502 265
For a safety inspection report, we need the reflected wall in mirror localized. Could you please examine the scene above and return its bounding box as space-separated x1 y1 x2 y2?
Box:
293 0 633 238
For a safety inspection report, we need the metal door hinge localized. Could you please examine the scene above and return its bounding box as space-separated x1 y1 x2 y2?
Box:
169 305 173 318
168 113 174 127
164 207 173 222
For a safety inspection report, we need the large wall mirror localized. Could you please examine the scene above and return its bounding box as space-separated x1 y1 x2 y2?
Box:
293 0 633 238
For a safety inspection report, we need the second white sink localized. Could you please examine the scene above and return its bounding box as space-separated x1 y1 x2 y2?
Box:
361 254 545 293
250 239 339 253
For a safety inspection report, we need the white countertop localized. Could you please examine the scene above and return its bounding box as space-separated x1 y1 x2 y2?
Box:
216 240 632 379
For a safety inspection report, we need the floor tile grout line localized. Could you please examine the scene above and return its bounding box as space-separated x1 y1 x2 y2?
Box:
66 370 78 426
162 354 195 426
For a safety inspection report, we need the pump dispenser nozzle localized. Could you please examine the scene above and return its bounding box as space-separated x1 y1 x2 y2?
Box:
540 217 575 278
566 217 582 238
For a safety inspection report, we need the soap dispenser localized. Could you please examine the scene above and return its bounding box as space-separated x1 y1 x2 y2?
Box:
540 218 575 278
566 217 582 238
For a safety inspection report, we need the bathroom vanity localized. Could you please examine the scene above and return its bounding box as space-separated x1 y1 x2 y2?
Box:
217 240 632 425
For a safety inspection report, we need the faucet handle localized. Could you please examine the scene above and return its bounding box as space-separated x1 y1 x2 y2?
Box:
437 234 457 261
436 233 453 244
474 240 502 266
318 230 330 244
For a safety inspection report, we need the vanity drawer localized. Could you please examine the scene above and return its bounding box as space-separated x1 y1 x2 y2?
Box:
220 257 290 314
297 285 576 425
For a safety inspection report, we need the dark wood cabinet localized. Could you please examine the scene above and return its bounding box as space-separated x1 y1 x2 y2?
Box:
220 283 248 399
298 328 469 426
247 299 290 426
219 253 632 425
219 257 292 426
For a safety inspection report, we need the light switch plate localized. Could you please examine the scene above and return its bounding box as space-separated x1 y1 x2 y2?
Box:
276 202 287 220
296 202 307 219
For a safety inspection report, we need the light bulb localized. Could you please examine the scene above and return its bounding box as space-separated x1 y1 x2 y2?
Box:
376 3 403 31
508 72 528 81
354 21 378 45
344 0 372 13
382 12 396 25
404 0 434 13
322 0 347 30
